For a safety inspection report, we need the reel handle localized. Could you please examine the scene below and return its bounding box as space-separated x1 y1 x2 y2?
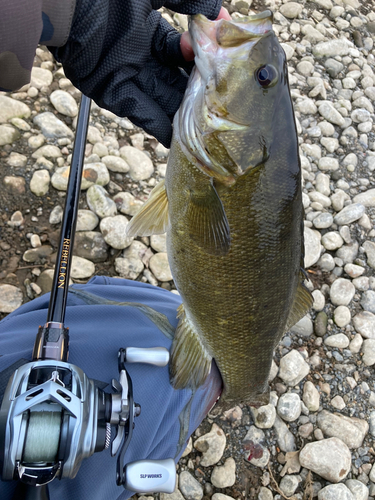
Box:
125 458 176 493
13 482 49 500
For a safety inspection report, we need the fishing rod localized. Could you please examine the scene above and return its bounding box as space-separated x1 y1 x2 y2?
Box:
0 95 176 499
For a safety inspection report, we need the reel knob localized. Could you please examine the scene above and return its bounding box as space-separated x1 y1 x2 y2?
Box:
124 458 176 493
125 347 169 367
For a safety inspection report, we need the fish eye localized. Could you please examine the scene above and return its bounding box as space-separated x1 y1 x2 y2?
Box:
255 65 278 88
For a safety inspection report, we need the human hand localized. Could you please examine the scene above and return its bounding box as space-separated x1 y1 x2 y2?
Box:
50 1 228 147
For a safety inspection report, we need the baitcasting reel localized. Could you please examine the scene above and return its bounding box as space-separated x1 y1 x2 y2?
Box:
0 95 176 499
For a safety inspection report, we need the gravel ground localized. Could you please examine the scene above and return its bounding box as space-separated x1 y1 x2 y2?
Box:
1 0 375 499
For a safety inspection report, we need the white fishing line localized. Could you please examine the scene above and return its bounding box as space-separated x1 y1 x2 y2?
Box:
23 411 61 463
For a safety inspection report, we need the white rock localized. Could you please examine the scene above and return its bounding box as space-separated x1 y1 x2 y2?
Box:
318 484 354 500
353 312 375 339
345 479 369 500
194 424 226 467
86 185 117 218
279 2 302 18
362 339 375 366
312 290 325 311
333 306 351 327
324 333 349 348
149 253 173 282
30 169 50 196
179 471 203 500
114 192 144 216
100 215 133 249
313 38 353 59
331 395 346 410
318 157 340 171
318 102 346 126
120 146 154 181
290 315 313 337
317 410 368 449
334 204 366 225
0 96 31 123
115 257 144 280
330 278 355 306
250 404 276 429
322 231 343 250
101 155 129 173
150 234 167 253
243 426 270 466
76 210 99 231
279 475 301 497
304 227 322 268
303 381 320 412
70 256 95 279
273 415 296 452
33 112 73 139
277 392 301 422
211 458 236 488
30 67 52 88
353 189 375 207
50 90 78 117
0 124 20 145
0 285 23 313
299 437 351 482
279 350 310 386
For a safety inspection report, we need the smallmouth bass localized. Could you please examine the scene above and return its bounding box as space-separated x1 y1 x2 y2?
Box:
127 10 312 404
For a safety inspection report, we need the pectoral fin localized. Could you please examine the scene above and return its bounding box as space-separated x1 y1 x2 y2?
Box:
126 180 169 237
285 272 313 331
187 182 231 256
170 304 212 390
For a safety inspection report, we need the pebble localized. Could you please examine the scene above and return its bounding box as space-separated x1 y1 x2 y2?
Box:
303 381 320 412
353 189 375 207
76 210 99 231
74 232 108 262
212 496 235 500
115 256 144 280
33 112 73 139
345 480 369 500
290 315 313 336
194 424 226 467
273 416 296 453
363 241 375 269
32 144 61 159
299 437 351 482
0 285 23 313
243 426 270 467
312 290 325 311
30 169 50 196
70 256 95 279
325 333 349 348
279 2 302 18
30 67 53 88
0 96 31 122
304 227 322 267
279 475 300 497
23 245 53 263
114 192 144 216
86 185 117 218
211 458 236 488
101 155 129 173
334 204 366 225
3 176 26 195
330 278 355 306
179 471 203 500
318 484 355 500
331 395 346 410
6 152 27 167
0 124 20 145
318 101 346 126
119 146 154 181
149 253 173 282
333 306 351 327
50 90 78 117
317 410 368 449
362 339 375 366
99 215 133 250
258 488 273 500
250 404 276 429
322 231 343 250
278 349 310 386
353 312 375 339
277 393 301 422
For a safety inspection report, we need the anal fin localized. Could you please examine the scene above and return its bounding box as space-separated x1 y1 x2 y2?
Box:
126 179 168 237
170 304 212 390
187 182 231 256
285 271 313 331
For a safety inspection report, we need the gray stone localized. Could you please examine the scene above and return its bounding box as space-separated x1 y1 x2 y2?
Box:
211 458 236 488
0 96 31 123
243 426 270 467
160 486 185 500
279 475 301 497
0 124 20 145
322 231 343 250
32 144 62 159
250 404 276 429
33 112 73 139
362 339 375 366
290 315 313 336
334 204 366 225
361 291 375 314
318 484 354 500
330 278 355 306
354 189 375 207
345 479 369 500
273 415 296 453
296 98 318 114
50 90 78 117
313 213 333 229
70 256 95 279
277 393 301 422
318 157 340 171
101 155 129 173
49 205 63 224
336 242 359 264
74 231 108 263
349 334 363 354
52 163 110 191
257 488 273 500
0 285 23 313
37 269 55 294
317 410 368 449
363 241 375 270
86 185 117 218
100 215 133 250
150 234 167 253
324 333 350 348
331 395 346 410
179 471 203 500
6 152 27 167
23 245 53 263
114 192 144 216
312 290 325 311
30 170 50 196
279 349 310 386
353 312 375 339
4 176 25 195
87 126 103 144
303 381 320 412
299 437 351 482
76 210 99 231
119 146 154 181
115 257 144 280
324 59 344 77
313 38 353 59
318 102 345 126
194 424 226 466
279 2 302 18
304 227 322 268
318 253 335 271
